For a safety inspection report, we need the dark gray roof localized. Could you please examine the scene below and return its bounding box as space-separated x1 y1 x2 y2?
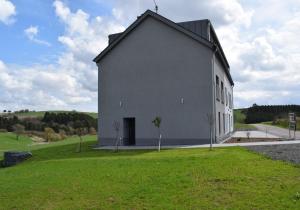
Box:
108 32 123 45
177 19 210 40
108 19 211 44
94 10 233 86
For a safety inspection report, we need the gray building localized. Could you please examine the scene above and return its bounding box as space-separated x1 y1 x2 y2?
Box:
93 10 234 146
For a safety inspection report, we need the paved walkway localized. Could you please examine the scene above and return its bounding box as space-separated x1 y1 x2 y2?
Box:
253 124 300 139
95 140 300 150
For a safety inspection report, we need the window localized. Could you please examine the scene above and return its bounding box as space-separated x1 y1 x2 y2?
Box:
225 87 228 106
228 114 231 132
216 76 220 101
223 113 225 134
218 112 221 135
221 82 224 104
228 93 232 109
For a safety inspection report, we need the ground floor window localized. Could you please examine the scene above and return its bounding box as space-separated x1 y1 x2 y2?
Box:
218 112 221 135
223 113 225 134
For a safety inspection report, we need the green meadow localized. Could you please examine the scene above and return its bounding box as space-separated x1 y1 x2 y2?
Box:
0 132 299 209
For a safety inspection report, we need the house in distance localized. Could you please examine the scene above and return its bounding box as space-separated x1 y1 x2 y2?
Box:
93 10 234 146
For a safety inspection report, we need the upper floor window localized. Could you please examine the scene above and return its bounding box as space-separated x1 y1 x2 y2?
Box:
221 81 224 104
225 87 228 106
216 76 220 101
228 93 233 109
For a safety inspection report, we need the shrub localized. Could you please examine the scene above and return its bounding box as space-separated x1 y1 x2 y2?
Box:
44 127 55 142
89 127 97 135
0 129 7 132
59 129 67 140
50 133 62 141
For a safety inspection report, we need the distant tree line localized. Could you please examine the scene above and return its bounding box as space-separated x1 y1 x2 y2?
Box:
245 104 300 124
42 112 97 133
0 112 97 135
0 116 18 132
14 109 33 113
2 109 33 113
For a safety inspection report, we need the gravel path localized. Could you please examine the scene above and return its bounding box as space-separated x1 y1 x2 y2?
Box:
247 144 300 164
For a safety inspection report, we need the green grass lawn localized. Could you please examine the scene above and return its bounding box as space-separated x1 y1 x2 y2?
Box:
9 110 98 119
0 132 33 157
0 133 300 209
0 132 97 158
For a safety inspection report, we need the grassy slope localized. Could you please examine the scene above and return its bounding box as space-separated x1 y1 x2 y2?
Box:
12 110 97 119
234 109 256 130
0 133 33 157
262 120 300 131
0 132 96 158
0 133 300 209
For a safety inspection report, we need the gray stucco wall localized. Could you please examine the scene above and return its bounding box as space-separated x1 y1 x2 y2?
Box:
214 55 234 142
98 16 214 146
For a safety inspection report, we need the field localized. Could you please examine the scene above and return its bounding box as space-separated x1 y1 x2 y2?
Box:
234 109 256 130
10 110 98 119
0 132 96 158
1 133 300 209
262 119 300 131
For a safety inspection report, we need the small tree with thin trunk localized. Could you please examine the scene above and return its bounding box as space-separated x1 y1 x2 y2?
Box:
12 124 25 140
152 116 162 152
113 121 120 152
74 121 87 152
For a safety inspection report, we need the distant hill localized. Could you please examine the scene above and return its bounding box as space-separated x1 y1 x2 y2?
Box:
244 105 300 124
11 111 97 119
234 105 300 130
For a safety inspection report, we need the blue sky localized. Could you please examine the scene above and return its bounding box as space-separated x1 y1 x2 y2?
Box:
0 0 300 112
0 0 111 65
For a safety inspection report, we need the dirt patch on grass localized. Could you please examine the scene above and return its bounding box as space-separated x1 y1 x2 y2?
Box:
31 136 46 143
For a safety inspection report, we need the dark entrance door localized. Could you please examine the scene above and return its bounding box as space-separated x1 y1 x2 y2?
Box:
123 118 135 145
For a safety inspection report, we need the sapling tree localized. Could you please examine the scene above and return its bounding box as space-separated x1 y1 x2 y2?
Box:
113 121 121 152
74 121 87 152
152 116 162 152
246 130 250 139
12 124 25 140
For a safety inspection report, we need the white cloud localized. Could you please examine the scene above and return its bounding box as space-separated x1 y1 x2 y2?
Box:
53 0 124 93
24 26 51 46
239 37 285 71
111 0 253 27
0 1 123 111
0 60 96 111
0 0 16 25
